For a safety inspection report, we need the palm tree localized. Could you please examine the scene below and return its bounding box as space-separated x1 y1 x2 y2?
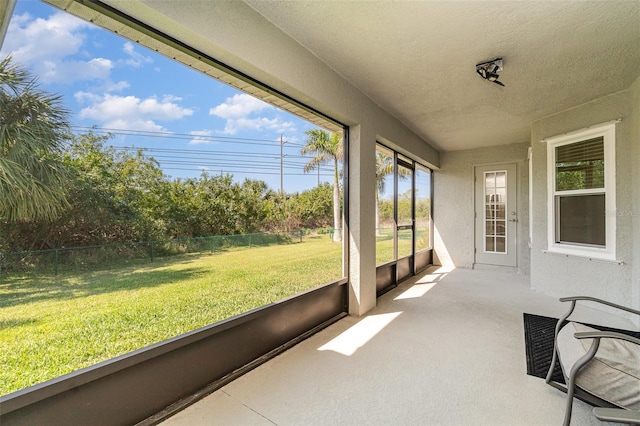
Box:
375 152 412 237
376 152 394 237
0 56 72 222
302 129 343 242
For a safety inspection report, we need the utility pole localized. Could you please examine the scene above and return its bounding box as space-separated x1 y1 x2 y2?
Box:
280 133 283 193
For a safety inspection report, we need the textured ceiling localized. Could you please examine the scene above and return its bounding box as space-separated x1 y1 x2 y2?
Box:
244 1 640 151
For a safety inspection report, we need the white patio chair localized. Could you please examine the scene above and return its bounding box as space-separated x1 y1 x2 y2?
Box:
545 296 640 426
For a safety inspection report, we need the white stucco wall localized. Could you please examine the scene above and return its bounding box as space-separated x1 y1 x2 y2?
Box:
631 76 640 315
434 143 529 271
530 88 639 319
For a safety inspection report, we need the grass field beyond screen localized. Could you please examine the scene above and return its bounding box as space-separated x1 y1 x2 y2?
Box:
0 236 342 396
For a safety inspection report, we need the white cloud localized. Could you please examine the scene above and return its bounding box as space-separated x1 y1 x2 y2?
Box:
222 117 296 135
103 118 165 133
121 41 153 68
78 93 194 131
1 13 150 86
0 12 106 84
209 93 272 119
104 80 130 92
209 93 296 135
2 12 89 63
189 130 216 145
74 90 102 105
283 134 300 145
74 80 130 100
38 57 113 84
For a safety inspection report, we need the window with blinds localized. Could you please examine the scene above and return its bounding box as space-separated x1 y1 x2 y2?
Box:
555 136 604 191
546 122 616 260
554 136 606 247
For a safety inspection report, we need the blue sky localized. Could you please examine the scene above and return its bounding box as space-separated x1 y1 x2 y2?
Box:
1 0 336 193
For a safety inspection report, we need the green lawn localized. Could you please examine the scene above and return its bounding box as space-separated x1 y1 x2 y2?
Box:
0 236 342 396
375 227 430 265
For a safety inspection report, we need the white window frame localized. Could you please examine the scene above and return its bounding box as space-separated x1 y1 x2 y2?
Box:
546 122 616 261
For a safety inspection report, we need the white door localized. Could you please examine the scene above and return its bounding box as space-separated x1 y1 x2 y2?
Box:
475 164 517 267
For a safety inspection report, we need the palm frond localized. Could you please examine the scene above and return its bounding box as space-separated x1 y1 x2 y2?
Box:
301 128 343 172
0 56 73 222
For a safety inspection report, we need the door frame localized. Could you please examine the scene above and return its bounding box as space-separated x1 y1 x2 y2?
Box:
375 143 433 295
395 155 415 282
473 162 519 268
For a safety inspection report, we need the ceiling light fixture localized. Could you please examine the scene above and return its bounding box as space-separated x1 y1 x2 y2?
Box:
476 58 504 87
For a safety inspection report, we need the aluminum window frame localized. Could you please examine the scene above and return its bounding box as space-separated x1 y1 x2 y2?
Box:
415 162 433 251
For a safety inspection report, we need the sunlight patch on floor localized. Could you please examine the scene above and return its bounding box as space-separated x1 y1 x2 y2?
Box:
317 312 401 356
432 265 456 274
394 265 455 300
394 283 436 300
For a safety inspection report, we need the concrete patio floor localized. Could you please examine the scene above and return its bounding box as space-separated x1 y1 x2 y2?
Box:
161 266 636 425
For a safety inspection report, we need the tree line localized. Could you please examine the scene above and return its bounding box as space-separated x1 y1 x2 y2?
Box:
0 57 337 253
0 130 336 252
5 56 437 255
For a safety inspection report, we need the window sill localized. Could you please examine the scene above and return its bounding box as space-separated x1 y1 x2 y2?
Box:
541 249 623 265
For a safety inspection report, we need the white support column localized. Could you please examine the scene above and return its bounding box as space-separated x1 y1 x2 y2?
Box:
631 77 640 322
0 0 16 49
348 124 377 316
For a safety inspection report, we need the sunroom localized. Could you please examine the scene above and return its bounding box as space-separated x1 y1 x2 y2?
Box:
1 0 639 424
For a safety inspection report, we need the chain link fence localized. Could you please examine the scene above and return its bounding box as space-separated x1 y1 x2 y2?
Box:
0 230 336 276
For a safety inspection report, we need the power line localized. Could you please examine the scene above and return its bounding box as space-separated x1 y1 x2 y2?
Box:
113 147 324 164
70 125 307 147
108 145 337 172
155 160 317 172
162 167 334 177
134 155 318 166
68 130 341 183
112 146 307 159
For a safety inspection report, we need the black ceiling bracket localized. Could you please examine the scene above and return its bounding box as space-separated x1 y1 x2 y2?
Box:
476 58 505 87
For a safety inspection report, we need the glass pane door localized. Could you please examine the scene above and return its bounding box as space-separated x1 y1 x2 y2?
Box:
415 165 431 251
397 162 413 258
484 171 507 253
376 143 433 293
375 146 395 265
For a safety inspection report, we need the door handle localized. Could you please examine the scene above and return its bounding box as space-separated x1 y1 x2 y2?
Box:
509 218 518 222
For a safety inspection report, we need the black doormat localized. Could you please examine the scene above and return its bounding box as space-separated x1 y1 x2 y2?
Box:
523 313 565 382
523 313 640 383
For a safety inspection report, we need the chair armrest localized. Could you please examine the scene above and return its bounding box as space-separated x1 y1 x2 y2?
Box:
574 330 640 346
593 407 640 425
560 296 640 316
546 296 639 385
